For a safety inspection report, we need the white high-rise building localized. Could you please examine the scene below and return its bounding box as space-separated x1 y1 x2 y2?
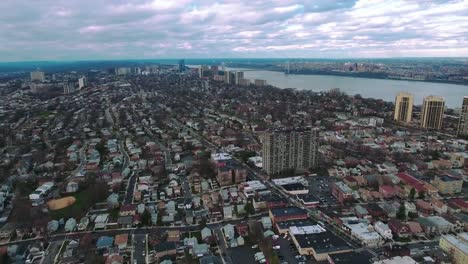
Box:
235 71 244 85
78 77 87 89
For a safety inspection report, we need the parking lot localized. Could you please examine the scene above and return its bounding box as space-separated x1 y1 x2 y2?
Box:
229 245 257 264
308 176 337 206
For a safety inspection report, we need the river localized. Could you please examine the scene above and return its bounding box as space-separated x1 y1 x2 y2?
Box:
226 68 467 108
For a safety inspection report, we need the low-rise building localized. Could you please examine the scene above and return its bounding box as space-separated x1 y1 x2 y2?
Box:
269 207 308 224
439 233 468 264
290 229 352 261
432 175 463 195
373 256 417 264
374 221 392 240
341 217 383 247
331 181 353 204
417 216 454 236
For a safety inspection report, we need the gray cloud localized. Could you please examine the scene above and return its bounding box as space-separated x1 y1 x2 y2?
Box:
0 0 467 61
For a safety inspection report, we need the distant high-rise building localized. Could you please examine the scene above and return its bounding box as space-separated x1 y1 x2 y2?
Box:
30 70 45 82
63 81 76 95
224 71 235 84
421 95 445 130
211 65 219 74
178 59 185 72
254 79 267 86
78 76 87 89
115 67 132 75
457 96 468 136
238 78 250 86
132 67 141 75
394 92 414 123
199 65 209 79
235 71 244 85
262 128 319 175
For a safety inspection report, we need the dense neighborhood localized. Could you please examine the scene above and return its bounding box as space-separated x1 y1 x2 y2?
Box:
0 62 467 264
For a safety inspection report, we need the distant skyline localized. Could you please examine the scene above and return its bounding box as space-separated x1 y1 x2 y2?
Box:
1 0 468 61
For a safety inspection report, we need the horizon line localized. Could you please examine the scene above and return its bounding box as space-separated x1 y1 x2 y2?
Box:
1 56 468 64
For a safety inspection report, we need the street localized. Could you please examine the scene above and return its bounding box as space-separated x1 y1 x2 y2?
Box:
133 234 147 264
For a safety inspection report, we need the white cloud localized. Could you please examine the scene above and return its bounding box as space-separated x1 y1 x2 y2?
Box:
0 0 467 61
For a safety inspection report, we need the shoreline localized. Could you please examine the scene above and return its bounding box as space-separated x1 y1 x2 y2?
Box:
226 65 468 87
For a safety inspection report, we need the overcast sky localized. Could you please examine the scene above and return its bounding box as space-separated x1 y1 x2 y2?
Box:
1 0 468 61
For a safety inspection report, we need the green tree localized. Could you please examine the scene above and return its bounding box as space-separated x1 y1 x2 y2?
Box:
418 191 425 199
409 188 416 200
199 219 207 229
408 212 419 219
245 201 255 216
396 203 406 220
141 210 152 226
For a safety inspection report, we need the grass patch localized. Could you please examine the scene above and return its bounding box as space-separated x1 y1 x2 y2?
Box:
397 236 411 243
39 111 54 118
49 183 108 220
49 191 92 220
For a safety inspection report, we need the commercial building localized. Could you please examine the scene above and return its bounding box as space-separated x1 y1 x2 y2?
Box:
290 228 352 261
272 176 309 195
269 207 308 224
341 217 383 247
262 128 319 175
276 219 317 234
30 70 45 82
394 92 413 123
372 256 417 264
457 96 468 136
420 95 445 129
328 251 372 264
432 175 463 195
439 233 468 264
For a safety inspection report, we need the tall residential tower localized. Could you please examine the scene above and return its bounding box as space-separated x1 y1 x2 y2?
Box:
421 95 445 130
262 128 319 175
394 92 413 123
457 96 468 136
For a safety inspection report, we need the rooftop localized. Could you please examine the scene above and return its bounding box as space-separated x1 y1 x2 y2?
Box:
441 234 468 254
335 181 352 194
277 219 317 230
270 207 307 217
329 251 372 264
437 175 462 182
290 225 326 235
293 230 351 254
